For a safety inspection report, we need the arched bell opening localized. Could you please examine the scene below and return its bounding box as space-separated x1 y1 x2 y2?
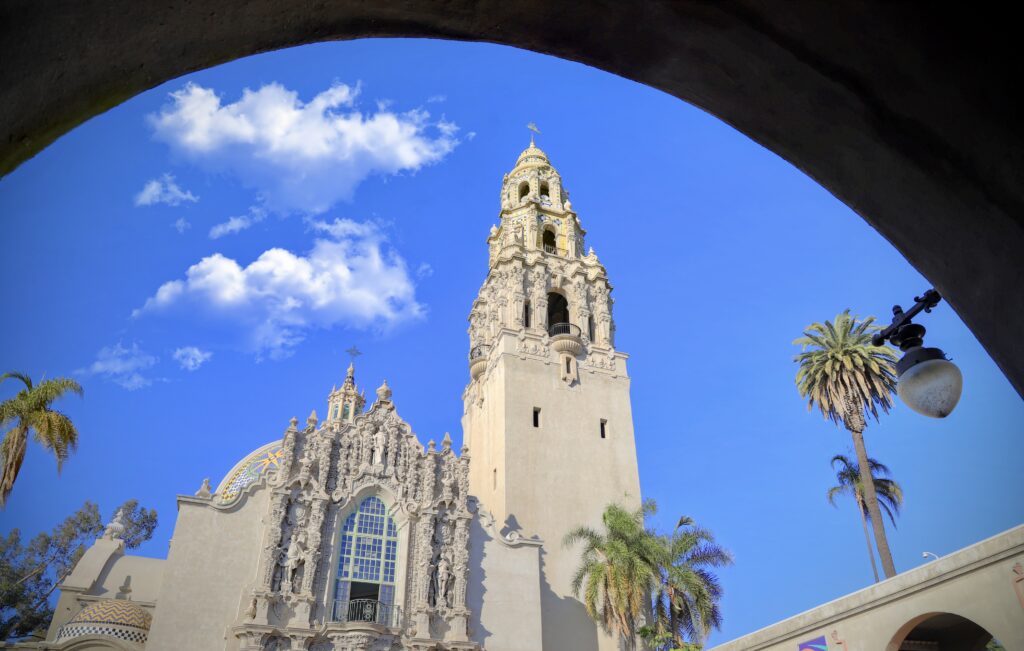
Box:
542 228 557 254
547 292 569 333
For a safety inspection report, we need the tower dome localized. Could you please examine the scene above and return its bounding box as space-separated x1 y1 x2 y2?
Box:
513 139 551 170
56 599 153 646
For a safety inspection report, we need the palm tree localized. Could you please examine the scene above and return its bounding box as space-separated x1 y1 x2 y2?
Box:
794 310 899 577
0 372 83 507
564 501 660 649
648 516 733 650
827 454 904 583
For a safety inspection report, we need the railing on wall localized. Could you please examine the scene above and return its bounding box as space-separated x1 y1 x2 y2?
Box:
543 244 557 254
548 322 582 338
331 599 401 628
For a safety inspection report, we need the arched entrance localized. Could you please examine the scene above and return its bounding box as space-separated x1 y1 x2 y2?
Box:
887 613 1003 651
2 4 1022 395
547 292 569 333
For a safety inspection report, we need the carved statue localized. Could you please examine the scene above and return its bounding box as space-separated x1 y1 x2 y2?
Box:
371 426 387 467
434 555 453 609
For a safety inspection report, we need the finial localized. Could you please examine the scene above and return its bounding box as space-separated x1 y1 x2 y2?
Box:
195 477 212 498
307 409 318 426
103 507 127 541
376 379 392 402
289 416 299 429
346 362 355 378
428 439 436 453
527 122 540 147
442 432 452 450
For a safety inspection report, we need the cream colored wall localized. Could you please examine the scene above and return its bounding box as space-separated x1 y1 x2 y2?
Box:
468 511 544 651
709 525 1024 651
47 539 164 639
465 330 642 651
145 490 269 651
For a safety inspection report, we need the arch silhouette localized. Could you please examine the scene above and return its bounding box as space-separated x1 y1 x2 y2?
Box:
885 612 1000 651
2 3 1021 394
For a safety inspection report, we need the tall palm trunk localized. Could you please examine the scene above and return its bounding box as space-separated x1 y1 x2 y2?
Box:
849 426 896 578
855 491 880 583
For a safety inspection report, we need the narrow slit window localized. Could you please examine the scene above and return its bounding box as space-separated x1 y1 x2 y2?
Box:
493 468 497 490
533 407 541 428
588 315 595 341
524 300 531 328
566 357 572 374
600 419 607 439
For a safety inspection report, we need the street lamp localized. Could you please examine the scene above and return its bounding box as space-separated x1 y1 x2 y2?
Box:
922 551 939 562
872 289 962 418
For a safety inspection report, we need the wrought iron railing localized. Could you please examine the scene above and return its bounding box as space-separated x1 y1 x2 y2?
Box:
543 244 557 254
548 322 581 338
331 599 401 628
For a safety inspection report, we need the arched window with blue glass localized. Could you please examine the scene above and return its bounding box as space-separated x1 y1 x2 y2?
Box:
333 496 400 626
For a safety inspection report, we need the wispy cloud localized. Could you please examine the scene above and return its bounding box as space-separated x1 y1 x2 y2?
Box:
426 95 446 103
135 219 423 359
416 262 434 278
149 82 463 214
209 206 266 239
173 218 191 234
79 342 158 390
173 346 212 371
134 174 198 207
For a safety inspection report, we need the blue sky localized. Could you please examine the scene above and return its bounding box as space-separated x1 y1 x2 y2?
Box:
1 39 1021 644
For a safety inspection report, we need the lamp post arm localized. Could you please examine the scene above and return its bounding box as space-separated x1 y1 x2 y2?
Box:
872 289 942 346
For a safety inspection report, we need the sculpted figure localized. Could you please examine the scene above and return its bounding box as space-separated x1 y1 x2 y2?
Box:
435 555 453 608
371 426 387 466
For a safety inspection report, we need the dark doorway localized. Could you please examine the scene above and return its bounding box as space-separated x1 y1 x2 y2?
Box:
547 292 569 328
892 613 1001 651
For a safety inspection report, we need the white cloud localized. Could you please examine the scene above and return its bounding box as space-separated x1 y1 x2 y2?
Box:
135 219 423 358
173 218 191 234
416 262 433 278
209 206 266 239
149 82 463 213
173 346 212 371
426 94 447 103
134 174 198 207
79 342 158 390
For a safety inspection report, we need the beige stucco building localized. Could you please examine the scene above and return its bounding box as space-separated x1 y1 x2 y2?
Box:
25 141 643 651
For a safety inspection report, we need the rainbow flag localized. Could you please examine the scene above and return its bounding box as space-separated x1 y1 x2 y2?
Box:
798 636 828 651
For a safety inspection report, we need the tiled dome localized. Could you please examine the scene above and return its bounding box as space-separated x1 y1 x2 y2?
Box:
57 599 152 645
216 440 284 504
514 141 551 169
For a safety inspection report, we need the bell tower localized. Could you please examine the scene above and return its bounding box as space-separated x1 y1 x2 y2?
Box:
462 138 641 651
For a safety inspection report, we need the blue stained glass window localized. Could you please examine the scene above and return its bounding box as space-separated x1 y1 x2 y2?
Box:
336 496 400 600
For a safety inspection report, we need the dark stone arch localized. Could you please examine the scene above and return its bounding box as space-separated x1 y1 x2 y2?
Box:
2 2 1021 394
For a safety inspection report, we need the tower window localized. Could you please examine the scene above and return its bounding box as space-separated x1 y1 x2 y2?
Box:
588 315 595 341
542 228 556 254
566 357 572 374
600 419 608 439
493 468 497 490
547 292 569 330
539 181 550 202
524 300 531 327
533 407 541 428
518 181 530 202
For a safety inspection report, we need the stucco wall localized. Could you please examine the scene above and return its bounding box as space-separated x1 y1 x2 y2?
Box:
709 525 1024 651
145 490 269 651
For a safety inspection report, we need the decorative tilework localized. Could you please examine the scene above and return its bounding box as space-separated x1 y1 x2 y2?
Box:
57 599 152 645
218 442 284 503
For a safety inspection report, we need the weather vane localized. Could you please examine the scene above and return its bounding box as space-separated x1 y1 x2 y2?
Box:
527 122 540 145
345 346 362 363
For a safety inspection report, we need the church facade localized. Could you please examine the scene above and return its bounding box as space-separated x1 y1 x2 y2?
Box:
31 141 642 651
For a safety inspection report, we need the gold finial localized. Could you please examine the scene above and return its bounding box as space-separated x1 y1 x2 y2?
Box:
527 122 540 146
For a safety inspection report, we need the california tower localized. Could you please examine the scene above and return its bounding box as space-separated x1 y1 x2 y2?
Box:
462 139 642 650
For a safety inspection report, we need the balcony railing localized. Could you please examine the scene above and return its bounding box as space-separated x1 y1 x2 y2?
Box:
470 345 489 360
331 599 401 628
543 244 557 254
548 322 582 338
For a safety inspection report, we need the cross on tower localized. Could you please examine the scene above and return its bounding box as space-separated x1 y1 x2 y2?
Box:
345 346 362 363
527 122 540 145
